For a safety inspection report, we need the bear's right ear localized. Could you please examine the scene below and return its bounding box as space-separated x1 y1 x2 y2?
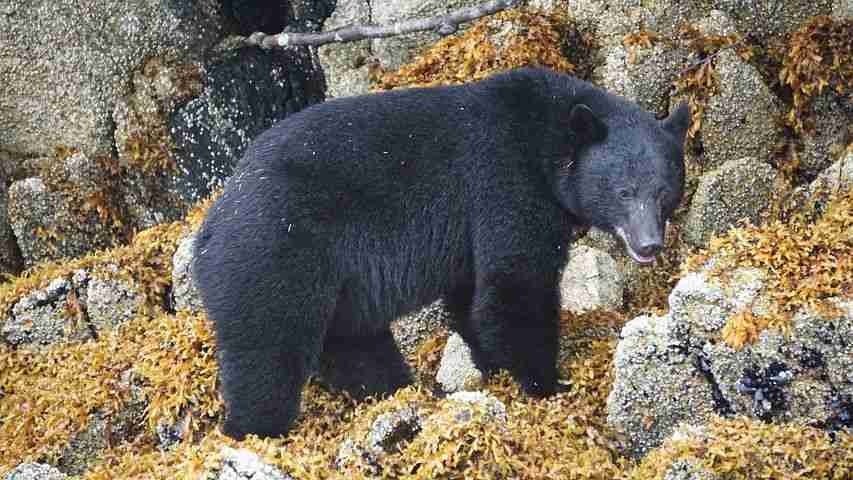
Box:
568 103 607 144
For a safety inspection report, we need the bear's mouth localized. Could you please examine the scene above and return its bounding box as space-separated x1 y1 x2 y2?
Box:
614 227 656 264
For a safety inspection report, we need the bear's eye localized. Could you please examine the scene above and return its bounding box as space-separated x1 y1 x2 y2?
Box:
618 188 633 200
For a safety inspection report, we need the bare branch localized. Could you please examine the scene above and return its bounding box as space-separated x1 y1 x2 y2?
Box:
244 0 522 49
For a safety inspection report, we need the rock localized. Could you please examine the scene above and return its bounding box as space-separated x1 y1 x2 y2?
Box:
3 278 92 348
366 406 423 454
220 0 292 35
335 404 423 473
57 392 147 475
391 300 450 357
6 150 139 266
112 56 203 227
217 447 293 480
595 43 689 116
2 464 66 480
805 150 853 206
0 0 223 160
683 157 779 247
836 0 853 18
606 314 717 457
84 276 143 331
168 43 325 204
667 266 771 347
335 439 379 474
0 179 23 277
702 301 853 425
2 269 145 349
565 0 653 48
172 233 204 313
155 410 191 450
694 9 739 37
371 0 484 71
799 93 853 178
566 0 707 47
663 460 720 480
715 0 833 41
317 0 373 98
436 333 483 393
609 261 853 455
785 150 853 216
447 391 507 422
701 50 783 169
560 245 625 314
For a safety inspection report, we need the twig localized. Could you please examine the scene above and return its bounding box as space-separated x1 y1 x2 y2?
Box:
243 0 522 49
678 40 742 75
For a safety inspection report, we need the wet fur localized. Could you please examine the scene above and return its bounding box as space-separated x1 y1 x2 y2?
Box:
193 67 688 439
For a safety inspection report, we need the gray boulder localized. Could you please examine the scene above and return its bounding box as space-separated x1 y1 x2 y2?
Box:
318 0 482 98
366 406 424 455
596 43 690 116
317 0 374 98
715 1 832 41
2 269 144 349
836 0 853 17
0 0 223 160
436 333 483 393
0 179 23 277
57 398 147 476
806 150 853 202
608 261 853 456
566 0 708 46
607 314 718 456
694 9 739 37
171 233 204 313
217 447 293 480
112 56 202 228
683 157 779 247
3 277 92 348
2 464 66 480
701 50 783 169
390 299 450 357
7 163 115 267
336 404 424 473
84 275 142 331
371 0 484 71
663 460 719 480
560 245 625 314
447 391 507 422
799 93 853 178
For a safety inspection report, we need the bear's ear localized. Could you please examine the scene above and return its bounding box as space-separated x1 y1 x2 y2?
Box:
661 102 690 138
568 103 607 144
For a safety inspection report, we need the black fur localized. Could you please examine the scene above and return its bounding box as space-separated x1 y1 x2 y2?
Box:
193 67 689 439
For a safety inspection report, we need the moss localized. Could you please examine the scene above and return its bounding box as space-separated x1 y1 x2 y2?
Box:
776 16 853 133
626 416 853 480
375 8 585 90
720 309 790 350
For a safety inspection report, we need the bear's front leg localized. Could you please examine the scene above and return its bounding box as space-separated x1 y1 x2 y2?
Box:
470 269 562 396
217 345 312 439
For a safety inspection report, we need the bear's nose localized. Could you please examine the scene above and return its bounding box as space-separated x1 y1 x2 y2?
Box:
635 241 662 258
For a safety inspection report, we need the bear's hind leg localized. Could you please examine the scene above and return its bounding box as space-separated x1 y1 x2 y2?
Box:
318 329 412 400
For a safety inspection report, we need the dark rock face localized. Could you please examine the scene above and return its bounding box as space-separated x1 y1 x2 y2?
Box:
220 0 293 35
168 46 325 203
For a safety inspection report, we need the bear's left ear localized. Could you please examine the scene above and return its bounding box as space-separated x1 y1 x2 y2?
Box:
661 102 690 138
568 103 607 144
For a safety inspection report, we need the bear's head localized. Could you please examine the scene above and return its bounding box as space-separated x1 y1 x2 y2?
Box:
556 101 690 264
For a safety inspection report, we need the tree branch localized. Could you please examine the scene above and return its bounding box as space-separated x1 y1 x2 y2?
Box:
244 0 522 49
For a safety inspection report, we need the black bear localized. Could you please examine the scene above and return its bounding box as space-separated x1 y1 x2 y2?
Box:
193 67 689 439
